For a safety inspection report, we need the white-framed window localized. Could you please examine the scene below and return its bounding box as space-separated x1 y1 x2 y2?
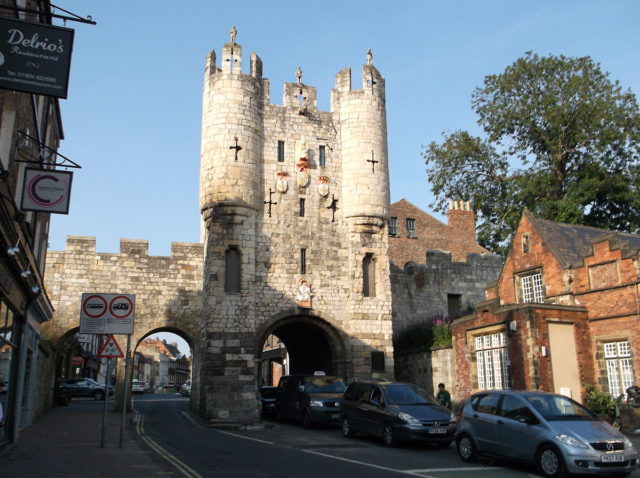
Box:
475 332 510 390
520 272 544 303
604 341 635 397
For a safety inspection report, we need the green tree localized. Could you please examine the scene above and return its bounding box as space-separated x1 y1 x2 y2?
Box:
423 52 640 255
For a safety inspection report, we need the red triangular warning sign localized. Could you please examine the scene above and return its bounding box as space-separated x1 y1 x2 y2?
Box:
97 335 124 358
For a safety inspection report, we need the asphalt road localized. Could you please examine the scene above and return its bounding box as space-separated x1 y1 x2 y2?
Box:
132 393 597 478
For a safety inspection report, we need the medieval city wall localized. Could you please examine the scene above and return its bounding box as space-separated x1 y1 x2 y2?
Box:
44 236 204 345
391 250 502 332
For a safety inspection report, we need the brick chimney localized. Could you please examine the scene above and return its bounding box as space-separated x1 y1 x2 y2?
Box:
447 200 476 239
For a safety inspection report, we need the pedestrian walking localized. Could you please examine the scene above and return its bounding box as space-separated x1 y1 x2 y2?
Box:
436 383 452 410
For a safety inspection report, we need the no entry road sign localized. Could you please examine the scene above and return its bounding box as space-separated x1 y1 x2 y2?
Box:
80 293 135 334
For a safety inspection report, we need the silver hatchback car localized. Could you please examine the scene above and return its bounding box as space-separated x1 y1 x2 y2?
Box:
456 390 638 477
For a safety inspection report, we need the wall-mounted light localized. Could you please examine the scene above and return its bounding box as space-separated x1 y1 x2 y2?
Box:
7 240 20 256
31 285 40 294
20 269 32 278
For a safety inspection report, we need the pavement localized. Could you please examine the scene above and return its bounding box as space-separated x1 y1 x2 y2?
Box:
0 400 174 478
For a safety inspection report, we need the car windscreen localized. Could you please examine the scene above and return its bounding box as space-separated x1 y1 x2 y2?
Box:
304 376 346 393
261 387 278 398
384 384 439 406
525 394 598 421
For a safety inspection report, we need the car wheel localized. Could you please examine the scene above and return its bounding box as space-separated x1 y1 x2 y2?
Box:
93 390 105 400
382 423 397 447
537 444 567 478
302 411 313 429
457 434 478 462
342 416 354 438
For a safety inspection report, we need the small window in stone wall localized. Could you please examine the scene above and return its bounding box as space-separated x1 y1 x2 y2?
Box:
319 145 326 167
589 261 619 290
300 248 307 275
225 246 241 294
363 253 376 297
447 294 462 319
277 140 285 162
371 351 385 372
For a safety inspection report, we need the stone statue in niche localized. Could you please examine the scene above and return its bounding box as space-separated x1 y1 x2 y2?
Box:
296 279 312 308
296 140 309 187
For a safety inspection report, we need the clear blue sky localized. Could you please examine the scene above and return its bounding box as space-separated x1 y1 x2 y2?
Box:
48 0 640 256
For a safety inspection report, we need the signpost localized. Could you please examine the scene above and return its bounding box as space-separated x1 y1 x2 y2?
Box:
97 335 123 448
79 293 135 448
80 293 135 334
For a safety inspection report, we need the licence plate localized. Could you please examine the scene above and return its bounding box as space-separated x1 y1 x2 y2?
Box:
601 454 624 463
428 427 447 434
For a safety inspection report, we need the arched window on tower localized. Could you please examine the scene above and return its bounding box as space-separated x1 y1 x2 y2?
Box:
225 246 241 294
362 253 376 297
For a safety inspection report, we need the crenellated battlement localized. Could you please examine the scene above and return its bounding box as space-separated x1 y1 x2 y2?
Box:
57 236 203 259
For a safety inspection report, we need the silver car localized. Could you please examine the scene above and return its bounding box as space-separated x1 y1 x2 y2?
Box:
456 390 638 477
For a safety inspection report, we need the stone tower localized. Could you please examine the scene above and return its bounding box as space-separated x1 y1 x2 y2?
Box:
198 31 393 424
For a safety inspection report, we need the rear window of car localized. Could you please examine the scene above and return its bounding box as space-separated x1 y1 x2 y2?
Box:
344 382 371 401
304 376 346 393
471 393 500 414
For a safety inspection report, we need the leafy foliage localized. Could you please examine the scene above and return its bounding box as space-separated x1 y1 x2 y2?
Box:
423 52 640 255
584 384 616 417
394 315 452 353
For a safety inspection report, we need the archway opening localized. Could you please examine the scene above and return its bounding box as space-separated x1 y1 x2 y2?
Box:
259 316 345 386
135 328 192 395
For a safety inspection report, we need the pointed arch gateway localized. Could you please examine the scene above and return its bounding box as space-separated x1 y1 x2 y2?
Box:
258 315 349 383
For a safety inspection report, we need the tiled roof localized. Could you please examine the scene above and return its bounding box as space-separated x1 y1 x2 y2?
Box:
526 210 640 268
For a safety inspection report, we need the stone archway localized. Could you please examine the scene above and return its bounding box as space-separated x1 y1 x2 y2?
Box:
257 315 349 382
133 327 193 395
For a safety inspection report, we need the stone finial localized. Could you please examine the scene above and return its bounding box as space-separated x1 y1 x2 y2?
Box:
229 25 237 44
296 66 303 85
367 48 373 66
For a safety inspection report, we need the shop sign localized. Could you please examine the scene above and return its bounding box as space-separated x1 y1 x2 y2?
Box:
0 17 74 98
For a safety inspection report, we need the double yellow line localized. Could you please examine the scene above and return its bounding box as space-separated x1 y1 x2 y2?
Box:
135 412 203 478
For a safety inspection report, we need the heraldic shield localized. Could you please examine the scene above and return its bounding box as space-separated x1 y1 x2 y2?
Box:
296 157 309 187
318 176 329 197
276 171 289 193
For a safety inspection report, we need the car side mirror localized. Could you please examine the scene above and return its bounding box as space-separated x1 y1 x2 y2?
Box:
371 399 383 408
516 414 538 425
298 385 305 392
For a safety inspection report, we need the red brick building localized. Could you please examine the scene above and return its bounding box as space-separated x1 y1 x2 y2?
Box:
452 209 639 403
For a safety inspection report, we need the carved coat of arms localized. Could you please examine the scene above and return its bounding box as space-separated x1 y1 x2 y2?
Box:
276 171 289 193
296 157 309 188
318 175 329 197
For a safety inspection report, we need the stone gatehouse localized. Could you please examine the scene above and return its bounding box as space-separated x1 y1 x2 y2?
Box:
45 32 394 424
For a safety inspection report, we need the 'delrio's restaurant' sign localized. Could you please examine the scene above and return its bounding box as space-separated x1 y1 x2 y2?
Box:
0 17 74 98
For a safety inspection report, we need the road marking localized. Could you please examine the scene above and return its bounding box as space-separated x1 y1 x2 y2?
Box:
301 449 438 477
216 429 275 445
136 412 204 478
405 467 503 473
